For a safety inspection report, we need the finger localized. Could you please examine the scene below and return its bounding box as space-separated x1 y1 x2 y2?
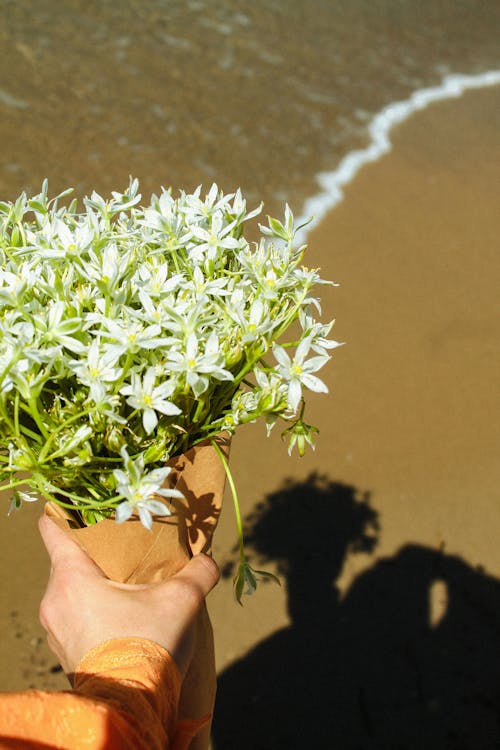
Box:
38 515 105 577
173 553 220 598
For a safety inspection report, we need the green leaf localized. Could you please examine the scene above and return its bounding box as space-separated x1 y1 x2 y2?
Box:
233 560 281 605
267 216 288 240
10 226 21 247
234 567 245 606
28 200 47 215
253 569 281 586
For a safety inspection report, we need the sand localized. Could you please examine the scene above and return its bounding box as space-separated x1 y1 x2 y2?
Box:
209 81 500 656
210 85 500 749
1 85 499 744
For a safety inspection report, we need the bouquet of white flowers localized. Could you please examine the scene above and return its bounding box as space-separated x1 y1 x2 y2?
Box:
0 178 340 598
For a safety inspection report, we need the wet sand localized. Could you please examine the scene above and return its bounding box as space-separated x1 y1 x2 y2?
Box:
1 85 499 741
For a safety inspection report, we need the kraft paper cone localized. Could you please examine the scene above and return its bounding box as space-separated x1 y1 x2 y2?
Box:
45 434 230 750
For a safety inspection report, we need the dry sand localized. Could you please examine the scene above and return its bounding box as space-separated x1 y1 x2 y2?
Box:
0 85 499 742
209 84 500 749
209 83 500 662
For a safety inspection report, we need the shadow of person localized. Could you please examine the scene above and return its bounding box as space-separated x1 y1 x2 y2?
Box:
212 474 500 750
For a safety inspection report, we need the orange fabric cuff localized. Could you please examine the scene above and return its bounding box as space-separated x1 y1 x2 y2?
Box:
0 638 209 750
75 637 182 744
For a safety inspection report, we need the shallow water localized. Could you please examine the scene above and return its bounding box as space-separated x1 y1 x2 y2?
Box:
1 0 499 217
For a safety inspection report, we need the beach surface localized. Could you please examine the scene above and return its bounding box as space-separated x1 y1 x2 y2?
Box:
210 84 500 749
1 84 499 744
209 80 500 646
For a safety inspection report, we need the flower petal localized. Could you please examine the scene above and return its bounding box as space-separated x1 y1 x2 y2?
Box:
143 408 158 434
115 501 134 524
301 373 329 394
146 499 171 516
138 505 153 530
156 487 185 500
288 379 302 411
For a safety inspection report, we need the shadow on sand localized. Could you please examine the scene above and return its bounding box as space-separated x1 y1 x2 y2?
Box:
212 474 500 749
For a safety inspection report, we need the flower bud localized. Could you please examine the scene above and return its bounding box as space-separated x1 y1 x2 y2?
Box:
143 439 169 464
103 426 126 454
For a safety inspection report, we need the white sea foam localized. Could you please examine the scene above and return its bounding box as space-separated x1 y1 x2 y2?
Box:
295 71 500 245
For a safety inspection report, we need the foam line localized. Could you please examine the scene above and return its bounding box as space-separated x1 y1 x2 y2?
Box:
295 71 500 245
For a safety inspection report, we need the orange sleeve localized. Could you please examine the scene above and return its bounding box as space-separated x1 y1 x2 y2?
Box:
0 637 208 750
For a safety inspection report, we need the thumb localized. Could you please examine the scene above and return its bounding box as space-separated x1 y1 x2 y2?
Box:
172 553 220 599
38 515 104 577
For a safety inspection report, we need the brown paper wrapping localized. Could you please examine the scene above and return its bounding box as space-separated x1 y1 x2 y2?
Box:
44 434 230 750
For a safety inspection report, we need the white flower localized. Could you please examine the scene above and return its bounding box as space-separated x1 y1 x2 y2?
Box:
34 301 85 354
0 342 29 394
180 183 233 222
87 381 126 424
114 448 184 530
8 443 35 471
68 339 121 387
254 367 288 411
158 299 211 338
8 490 38 516
120 367 181 433
84 178 141 217
141 189 177 231
184 266 229 299
135 289 183 329
299 310 344 356
54 216 94 257
78 243 132 294
237 241 293 301
9 361 51 399
229 189 262 223
273 339 329 412
100 320 167 356
227 296 274 343
166 332 233 397
49 424 93 459
134 263 182 298
0 265 39 305
188 211 240 262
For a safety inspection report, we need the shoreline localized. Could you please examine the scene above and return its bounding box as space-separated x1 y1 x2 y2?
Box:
296 71 500 244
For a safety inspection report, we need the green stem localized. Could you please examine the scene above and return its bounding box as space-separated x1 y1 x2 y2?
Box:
78 474 107 500
38 407 93 463
13 392 20 439
29 471 117 510
0 478 34 491
211 439 245 562
28 478 83 510
79 455 123 464
0 401 17 437
52 485 120 507
15 300 35 325
0 350 21 390
27 397 50 440
114 352 134 390
19 423 43 444
272 285 310 342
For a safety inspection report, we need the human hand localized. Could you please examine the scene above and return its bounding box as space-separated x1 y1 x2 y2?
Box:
38 515 220 677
